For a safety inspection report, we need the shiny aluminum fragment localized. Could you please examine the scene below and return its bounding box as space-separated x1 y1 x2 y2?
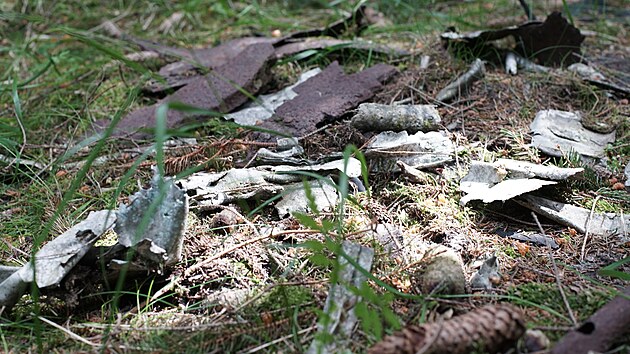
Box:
460 159 583 205
530 110 615 159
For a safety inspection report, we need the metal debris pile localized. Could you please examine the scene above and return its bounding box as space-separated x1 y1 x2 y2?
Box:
2 7 629 354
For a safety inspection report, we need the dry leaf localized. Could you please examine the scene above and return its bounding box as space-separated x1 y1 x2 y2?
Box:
515 241 530 256
261 312 273 326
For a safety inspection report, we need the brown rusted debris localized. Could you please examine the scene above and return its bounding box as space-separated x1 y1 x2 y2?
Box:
145 36 406 94
106 6 365 94
442 11 584 67
255 61 398 141
516 12 584 67
551 285 630 354
368 304 525 354
97 42 275 138
104 5 406 95
146 37 278 93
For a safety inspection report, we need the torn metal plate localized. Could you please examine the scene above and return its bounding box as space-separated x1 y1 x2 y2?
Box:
568 63 630 96
20 210 117 287
462 178 556 205
179 158 361 212
307 241 374 354
496 158 584 180
225 68 321 126
530 110 615 159
180 169 285 206
516 195 630 238
115 174 188 266
460 159 583 204
270 158 362 178
441 12 584 67
365 130 454 171
275 178 339 217
496 229 559 249
470 255 500 290
253 145 308 166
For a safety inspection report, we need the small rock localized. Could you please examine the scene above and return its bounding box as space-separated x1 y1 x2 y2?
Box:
470 255 500 290
414 245 466 295
522 329 550 352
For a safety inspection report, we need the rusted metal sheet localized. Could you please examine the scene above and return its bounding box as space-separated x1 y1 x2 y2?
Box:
551 285 630 354
256 61 398 140
98 42 275 138
147 37 279 93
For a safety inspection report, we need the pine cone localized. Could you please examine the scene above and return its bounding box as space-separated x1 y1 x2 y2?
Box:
369 304 525 354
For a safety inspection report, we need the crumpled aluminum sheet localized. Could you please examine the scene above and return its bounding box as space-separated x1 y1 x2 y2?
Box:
0 210 116 312
460 158 583 204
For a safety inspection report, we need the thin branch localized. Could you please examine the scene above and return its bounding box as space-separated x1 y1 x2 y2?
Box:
37 315 98 347
580 195 601 261
242 326 316 354
531 212 578 327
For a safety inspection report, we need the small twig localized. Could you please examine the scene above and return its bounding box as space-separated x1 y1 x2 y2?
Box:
1 237 30 257
621 208 627 240
232 280 326 315
405 85 457 110
13 109 27 169
0 153 45 170
241 325 316 354
482 208 555 227
298 124 330 141
533 325 575 332
580 195 601 261
146 233 271 307
531 212 578 327
392 97 412 105
517 261 556 279
37 315 98 347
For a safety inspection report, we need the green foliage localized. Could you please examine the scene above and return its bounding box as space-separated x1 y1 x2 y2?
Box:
554 150 603 191
508 282 611 323
598 257 630 281
352 283 400 340
292 146 411 343
255 285 314 313
605 141 630 174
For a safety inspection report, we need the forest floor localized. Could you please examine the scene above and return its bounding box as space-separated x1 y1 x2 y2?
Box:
0 0 628 353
